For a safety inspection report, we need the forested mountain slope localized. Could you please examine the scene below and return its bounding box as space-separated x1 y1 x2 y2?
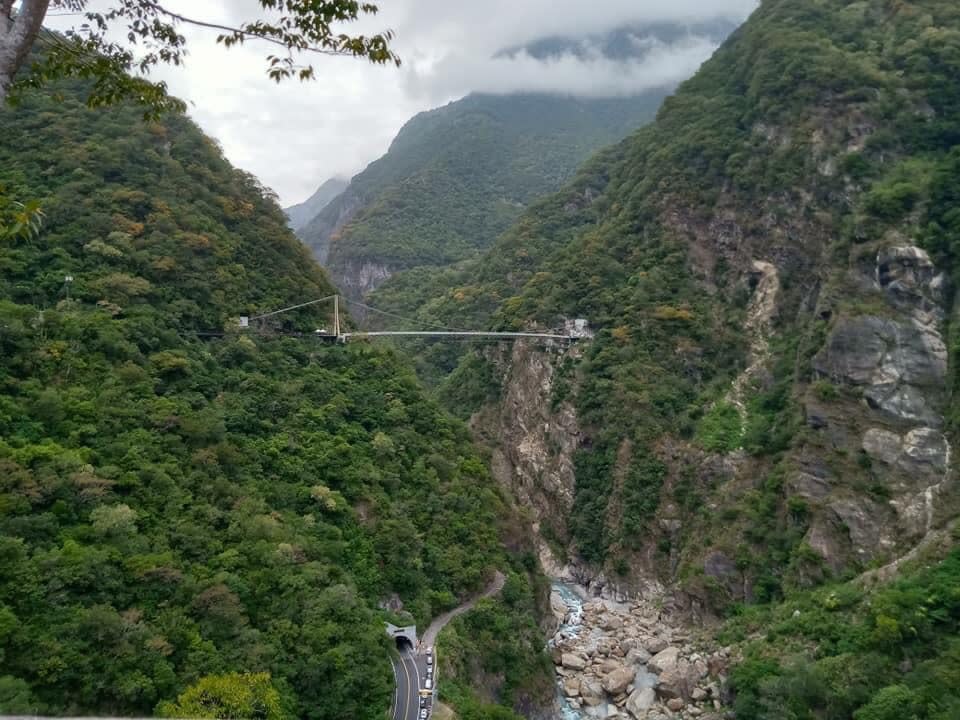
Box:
297 91 669 300
0 79 549 718
407 0 960 715
295 20 736 302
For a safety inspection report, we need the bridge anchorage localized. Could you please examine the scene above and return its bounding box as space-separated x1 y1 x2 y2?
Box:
239 295 593 344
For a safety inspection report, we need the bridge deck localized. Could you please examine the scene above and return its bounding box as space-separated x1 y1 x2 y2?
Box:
341 331 575 340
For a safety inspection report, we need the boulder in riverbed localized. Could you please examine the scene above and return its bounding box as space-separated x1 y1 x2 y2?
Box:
562 652 588 670
648 646 680 674
580 677 605 706
656 661 699 701
602 665 635 695
625 687 656 718
563 676 581 697
550 591 569 623
645 636 670 654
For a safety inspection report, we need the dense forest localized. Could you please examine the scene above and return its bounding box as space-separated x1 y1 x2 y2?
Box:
0 78 549 717
725 542 960 719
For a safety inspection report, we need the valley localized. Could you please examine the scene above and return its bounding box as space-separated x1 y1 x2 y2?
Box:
3 1 960 719
288 19 737 307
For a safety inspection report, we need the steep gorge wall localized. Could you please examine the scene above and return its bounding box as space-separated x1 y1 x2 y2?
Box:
466 207 958 610
298 187 365 265
422 3 960 716
470 341 585 581
446 0 960 616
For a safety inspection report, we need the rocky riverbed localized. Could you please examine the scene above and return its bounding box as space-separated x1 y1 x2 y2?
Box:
548 584 733 720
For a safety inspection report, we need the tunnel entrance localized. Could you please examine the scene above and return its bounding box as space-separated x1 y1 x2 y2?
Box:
384 622 418 651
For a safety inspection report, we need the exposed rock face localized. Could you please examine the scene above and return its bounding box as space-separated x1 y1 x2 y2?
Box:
804 498 888 570
802 244 953 567
876 245 946 317
863 427 950 475
470 341 584 578
814 246 948 426
862 428 907 465
327 259 393 302
813 314 946 426
642 232 959 606
297 188 364 264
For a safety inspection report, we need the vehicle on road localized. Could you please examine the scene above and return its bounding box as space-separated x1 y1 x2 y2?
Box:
425 678 432 691
427 655 433 666
419 710 428 719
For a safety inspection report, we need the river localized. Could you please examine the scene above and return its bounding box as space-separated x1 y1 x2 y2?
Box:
548 581 587 719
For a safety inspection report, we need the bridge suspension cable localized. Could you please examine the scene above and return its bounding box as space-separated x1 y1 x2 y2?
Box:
342 297 468 333
249 294 336 321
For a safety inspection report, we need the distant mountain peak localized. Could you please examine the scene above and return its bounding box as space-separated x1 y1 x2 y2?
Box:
284 176 349 231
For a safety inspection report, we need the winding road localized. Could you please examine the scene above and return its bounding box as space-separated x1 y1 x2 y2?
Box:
390 571 506 720
421 571 506 649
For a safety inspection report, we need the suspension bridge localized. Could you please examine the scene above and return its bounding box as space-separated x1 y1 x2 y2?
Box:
240 294 591 344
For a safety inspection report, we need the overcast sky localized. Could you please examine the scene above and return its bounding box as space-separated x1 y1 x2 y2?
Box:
49 0 758 205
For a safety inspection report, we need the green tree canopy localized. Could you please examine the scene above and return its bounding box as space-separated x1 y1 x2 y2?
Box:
0 0 400 112
158 672 285 720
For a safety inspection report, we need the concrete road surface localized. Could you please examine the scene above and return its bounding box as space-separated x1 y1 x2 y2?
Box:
391 646 428 720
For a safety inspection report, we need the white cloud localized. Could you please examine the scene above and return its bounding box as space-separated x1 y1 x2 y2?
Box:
403 35 723 101
46 0 759 205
